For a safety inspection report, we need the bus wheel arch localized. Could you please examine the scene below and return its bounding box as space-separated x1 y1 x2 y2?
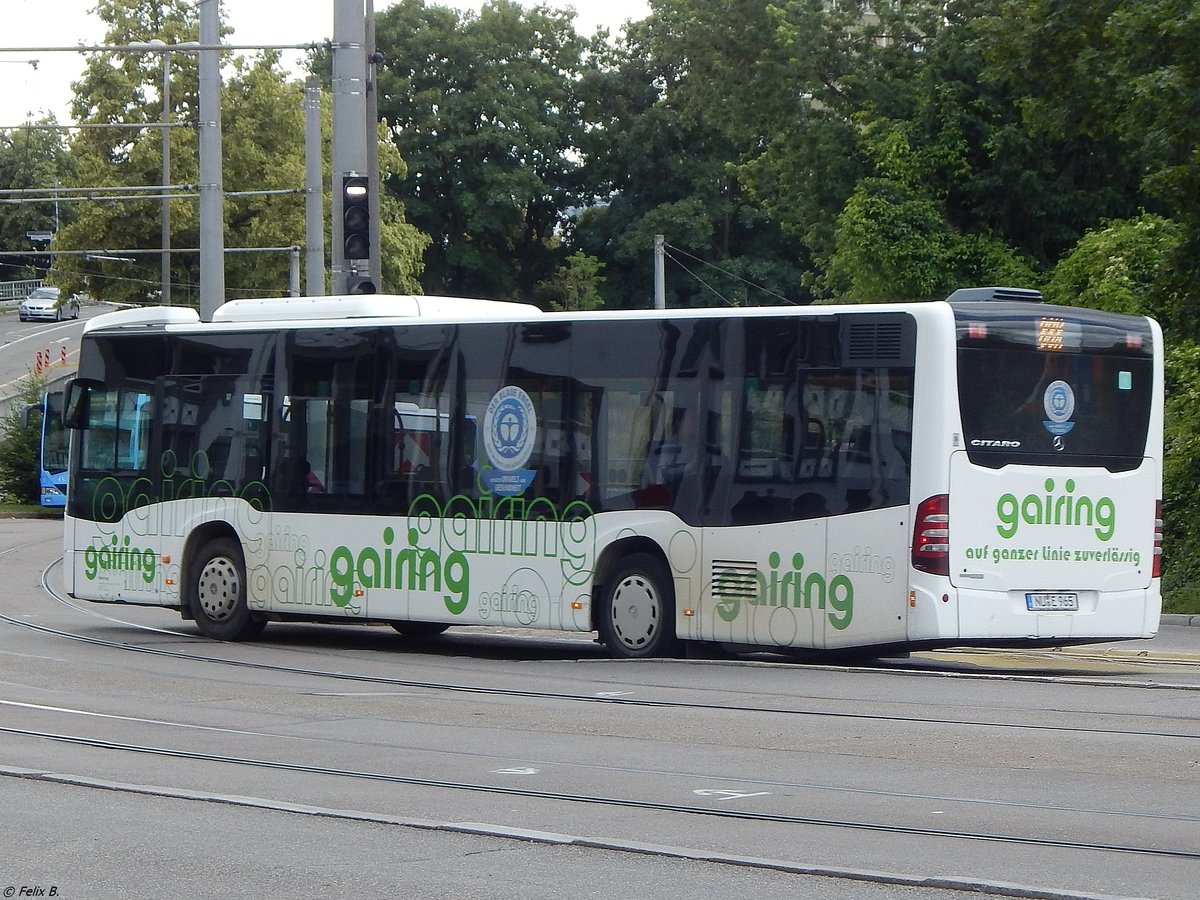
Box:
593 540 680 659
183 524 266 641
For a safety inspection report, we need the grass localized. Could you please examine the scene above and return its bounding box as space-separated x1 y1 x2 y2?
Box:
1164 585 1200 616
0 502 63 519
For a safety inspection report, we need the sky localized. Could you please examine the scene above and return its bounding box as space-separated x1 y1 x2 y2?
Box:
0 0 651 127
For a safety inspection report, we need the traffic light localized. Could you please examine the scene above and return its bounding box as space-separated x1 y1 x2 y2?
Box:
342 175 370 259
347 275 377 294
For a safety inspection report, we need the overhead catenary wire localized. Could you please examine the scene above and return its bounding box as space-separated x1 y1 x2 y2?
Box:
0 187 303 204
662 245 734 307
664 241 798 306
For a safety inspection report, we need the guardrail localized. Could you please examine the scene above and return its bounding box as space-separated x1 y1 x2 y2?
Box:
0 279 42 301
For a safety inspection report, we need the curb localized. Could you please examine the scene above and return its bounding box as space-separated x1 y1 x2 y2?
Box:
1162 613 1200 627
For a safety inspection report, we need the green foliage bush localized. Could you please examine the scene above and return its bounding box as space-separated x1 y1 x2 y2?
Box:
1046 215 1196 612
1044 215 1183 323
1162 343 1200 608
0 374 49 505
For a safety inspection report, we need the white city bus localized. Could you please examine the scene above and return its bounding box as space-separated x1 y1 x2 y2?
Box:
61 288 1163 658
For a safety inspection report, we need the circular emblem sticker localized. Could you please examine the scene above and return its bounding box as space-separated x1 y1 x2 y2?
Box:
483 386 537 472
1042 380 1076 437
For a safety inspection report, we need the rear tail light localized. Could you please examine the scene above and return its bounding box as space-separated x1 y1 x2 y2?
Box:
1153 500 1163 578
912 494 950 576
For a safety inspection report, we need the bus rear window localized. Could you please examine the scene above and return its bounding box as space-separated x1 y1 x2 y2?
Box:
955 312 1153 471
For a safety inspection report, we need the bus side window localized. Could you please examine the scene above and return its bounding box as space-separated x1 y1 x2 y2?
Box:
77 387 153 473
203 433 233 484
801 416 826 477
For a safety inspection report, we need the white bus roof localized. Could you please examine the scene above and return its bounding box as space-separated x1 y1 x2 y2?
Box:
212 294 541 323
84 289 1142 336
82 294 542 333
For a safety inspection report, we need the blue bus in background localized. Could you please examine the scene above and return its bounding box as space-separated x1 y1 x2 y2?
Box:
34 390 68 507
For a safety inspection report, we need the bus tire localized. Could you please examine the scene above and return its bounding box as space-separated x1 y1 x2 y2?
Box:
390 621 450 638
188 537 266 641
597 553 679 659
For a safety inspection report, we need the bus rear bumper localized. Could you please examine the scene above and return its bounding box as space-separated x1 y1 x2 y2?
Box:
954 586 1161 640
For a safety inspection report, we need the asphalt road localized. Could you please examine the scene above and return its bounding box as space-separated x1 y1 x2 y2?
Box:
0 298 99 404
2 518 1198 900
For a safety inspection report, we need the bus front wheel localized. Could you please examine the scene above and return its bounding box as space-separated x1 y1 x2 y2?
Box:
188 537 266 641
597 553 679 659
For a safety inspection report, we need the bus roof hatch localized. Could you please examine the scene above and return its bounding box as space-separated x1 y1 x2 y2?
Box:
946 286 1043 303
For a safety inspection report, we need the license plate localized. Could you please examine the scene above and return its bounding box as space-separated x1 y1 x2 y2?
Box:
1026 592 1079 611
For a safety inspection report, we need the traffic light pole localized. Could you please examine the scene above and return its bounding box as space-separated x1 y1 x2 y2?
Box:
366 0 381 292
331 0 376 295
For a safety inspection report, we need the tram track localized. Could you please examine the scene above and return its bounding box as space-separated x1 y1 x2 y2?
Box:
0 769 1170 900
1 720 1197 865
5 539 1199 897
3 692 1198 832
12 599 1200 742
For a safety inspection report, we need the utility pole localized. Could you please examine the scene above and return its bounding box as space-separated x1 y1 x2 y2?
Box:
304 76 325 295
198 0 225 320
654 234 666 309
289 246 301 296
158 42 171 305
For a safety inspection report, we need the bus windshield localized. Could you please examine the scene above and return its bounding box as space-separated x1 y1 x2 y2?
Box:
42 392 69 475
954 306 1154 471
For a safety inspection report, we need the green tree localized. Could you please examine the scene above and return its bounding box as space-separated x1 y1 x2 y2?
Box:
773 1 1141 297
374 0 591 301
535 251 605 311
571 8 810 308
1044 214 1183 323
736 0 942 272
219 53 311 301
50 0 425 305
374 126 430 295
1163 343 1200 605
50 0 200 304
623 0 1151 300
986 0 1199 327
0 372 49 505
829 180 955 301
829 168 1037 300
0 122 73 282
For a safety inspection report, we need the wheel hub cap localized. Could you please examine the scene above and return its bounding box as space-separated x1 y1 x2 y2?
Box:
197 557 240 622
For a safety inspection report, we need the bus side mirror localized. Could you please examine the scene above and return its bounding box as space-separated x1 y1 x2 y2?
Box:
19 404 35 430
63 379 96 429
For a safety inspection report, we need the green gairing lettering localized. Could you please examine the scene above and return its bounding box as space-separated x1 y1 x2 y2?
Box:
996 478 1115 541
330 526 470 614
715 551 854 630
84 534 158 583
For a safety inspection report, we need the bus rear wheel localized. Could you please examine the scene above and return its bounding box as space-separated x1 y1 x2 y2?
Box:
390 621 450 638
188 537 266 641
597 553 679 659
